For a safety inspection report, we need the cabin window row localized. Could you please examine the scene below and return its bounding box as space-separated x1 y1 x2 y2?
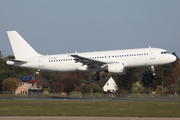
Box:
49 59 73 62
48 53 149 62
89 53 148 59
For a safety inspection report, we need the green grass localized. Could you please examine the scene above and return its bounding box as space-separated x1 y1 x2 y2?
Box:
0 100 180 117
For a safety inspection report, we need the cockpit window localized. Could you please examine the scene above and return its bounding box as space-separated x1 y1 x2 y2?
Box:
161 51 169 54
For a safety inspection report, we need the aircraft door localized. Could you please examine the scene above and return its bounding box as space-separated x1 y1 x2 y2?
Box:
150 49 155 59
38 57 44 67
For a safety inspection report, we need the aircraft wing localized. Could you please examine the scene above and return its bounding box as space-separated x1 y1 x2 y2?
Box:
71 54 108 69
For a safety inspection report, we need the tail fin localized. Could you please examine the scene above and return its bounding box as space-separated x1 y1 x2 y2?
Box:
7 31 41 59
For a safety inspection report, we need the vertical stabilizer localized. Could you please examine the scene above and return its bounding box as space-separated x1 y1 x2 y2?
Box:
7 31 41 59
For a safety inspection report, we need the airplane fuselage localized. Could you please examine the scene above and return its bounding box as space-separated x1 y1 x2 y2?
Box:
7 47 176 72
6 31 176 80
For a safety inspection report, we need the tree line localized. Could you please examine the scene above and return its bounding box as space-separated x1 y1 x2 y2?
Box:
0 51 180 95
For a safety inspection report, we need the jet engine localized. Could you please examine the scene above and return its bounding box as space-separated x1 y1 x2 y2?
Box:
107 63 126 74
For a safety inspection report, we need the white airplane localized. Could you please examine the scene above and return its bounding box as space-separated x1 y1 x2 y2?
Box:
6 31 176 80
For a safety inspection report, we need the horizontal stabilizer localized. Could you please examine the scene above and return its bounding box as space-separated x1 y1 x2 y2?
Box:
7 59 28 63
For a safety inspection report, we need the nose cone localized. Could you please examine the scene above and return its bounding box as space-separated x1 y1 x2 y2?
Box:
170 54 177 63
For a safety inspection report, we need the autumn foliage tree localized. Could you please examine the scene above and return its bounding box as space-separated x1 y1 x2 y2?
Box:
2 77 21 95
0 53 33 91
165 72 180 85
164 53 180 93
50 81 64 93
51 74 83 93
165 53 180 85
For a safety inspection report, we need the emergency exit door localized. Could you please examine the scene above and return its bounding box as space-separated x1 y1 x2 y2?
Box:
150 49 155 59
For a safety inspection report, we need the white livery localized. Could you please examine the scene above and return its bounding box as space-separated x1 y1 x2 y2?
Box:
6 31 176 80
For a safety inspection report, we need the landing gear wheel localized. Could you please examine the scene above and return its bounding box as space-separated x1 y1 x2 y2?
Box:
151 66 155 76
92 74 100 81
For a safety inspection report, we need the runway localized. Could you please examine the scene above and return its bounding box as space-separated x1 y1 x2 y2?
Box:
0 116 180 120
0 97 180 101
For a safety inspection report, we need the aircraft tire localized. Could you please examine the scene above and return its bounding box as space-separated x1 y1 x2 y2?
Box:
92 74 100 81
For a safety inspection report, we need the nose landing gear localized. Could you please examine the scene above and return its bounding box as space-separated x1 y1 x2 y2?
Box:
151 66 155 76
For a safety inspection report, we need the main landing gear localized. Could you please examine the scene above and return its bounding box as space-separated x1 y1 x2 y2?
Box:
92 72 100 81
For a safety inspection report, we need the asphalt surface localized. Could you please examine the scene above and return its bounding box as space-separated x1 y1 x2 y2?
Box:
0 97 180 101
0 116 180 120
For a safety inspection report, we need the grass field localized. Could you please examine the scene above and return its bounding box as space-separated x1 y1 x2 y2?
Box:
0 100 180 117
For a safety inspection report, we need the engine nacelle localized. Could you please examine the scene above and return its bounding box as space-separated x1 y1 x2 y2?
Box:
77 65 89 71
107 63 126 74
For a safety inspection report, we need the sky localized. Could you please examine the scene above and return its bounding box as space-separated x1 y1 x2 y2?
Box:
0 0 180 57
